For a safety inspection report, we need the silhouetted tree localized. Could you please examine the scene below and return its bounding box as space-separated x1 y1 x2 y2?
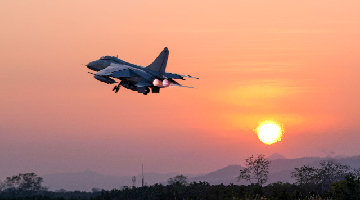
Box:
2 173 46 191
351 167 360 178
291 160 352 193
55 188 67 193
92 187 101 193
317 160 351 192
291 165 318 185
0 180 4 191
4 175 21 190
237 154 271 186
168 174 188 186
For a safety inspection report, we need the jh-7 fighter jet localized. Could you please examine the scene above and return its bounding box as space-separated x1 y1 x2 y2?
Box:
86 47 198 95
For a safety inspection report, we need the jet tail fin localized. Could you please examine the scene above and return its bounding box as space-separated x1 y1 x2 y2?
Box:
145 47 169 74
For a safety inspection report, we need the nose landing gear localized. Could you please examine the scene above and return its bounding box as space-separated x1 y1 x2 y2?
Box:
113 85 120 93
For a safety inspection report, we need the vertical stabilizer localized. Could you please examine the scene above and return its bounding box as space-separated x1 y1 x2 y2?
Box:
145 47 169 74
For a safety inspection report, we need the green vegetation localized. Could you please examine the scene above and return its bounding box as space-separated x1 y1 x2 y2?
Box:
1 158 360 200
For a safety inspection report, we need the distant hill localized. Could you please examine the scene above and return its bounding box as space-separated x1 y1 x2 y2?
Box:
269 156 323 173
188 165 246 185
335 155 360 168
268 153 286 160
43 155 360 191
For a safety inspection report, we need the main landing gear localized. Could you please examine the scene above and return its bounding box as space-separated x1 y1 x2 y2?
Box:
143 87 150 95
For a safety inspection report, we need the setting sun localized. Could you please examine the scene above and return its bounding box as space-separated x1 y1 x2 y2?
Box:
255 120 284 145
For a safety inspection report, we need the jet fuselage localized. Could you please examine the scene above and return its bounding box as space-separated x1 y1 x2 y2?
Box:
85 48 197 95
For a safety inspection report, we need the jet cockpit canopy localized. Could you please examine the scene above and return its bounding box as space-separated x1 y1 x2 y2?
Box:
100 55 119 61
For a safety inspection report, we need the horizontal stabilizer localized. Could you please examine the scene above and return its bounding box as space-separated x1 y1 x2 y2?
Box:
170 84 195 88
164 72 182 79
168 78 181 86
183 75 199 79
164 72 199 80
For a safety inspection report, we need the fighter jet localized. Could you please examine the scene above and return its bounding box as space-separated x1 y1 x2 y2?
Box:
86 47 198 95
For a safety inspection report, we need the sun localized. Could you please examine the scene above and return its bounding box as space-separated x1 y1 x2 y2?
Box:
255 120 284 145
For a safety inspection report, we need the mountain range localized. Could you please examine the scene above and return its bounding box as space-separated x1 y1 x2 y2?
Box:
42 154 360 191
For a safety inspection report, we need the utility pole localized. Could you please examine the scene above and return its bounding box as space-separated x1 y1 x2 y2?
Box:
142 164 144 187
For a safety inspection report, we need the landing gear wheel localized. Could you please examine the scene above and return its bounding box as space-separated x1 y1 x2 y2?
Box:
115 87 120 93
143 87 150 95
113 86 117 91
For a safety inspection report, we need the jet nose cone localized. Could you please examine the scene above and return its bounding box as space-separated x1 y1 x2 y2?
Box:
86 61 95 69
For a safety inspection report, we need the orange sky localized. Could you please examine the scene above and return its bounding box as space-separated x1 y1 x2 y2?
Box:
1 0 360 178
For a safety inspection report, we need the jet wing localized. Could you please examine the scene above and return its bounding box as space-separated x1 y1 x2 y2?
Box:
164 72 199 80
96 63 135 78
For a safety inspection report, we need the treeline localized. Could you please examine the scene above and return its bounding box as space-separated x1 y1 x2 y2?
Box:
0 178 359 200
1 156 360 199
89 177 360 200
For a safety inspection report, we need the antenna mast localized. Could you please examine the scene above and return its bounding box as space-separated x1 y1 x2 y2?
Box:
142 164 144 187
